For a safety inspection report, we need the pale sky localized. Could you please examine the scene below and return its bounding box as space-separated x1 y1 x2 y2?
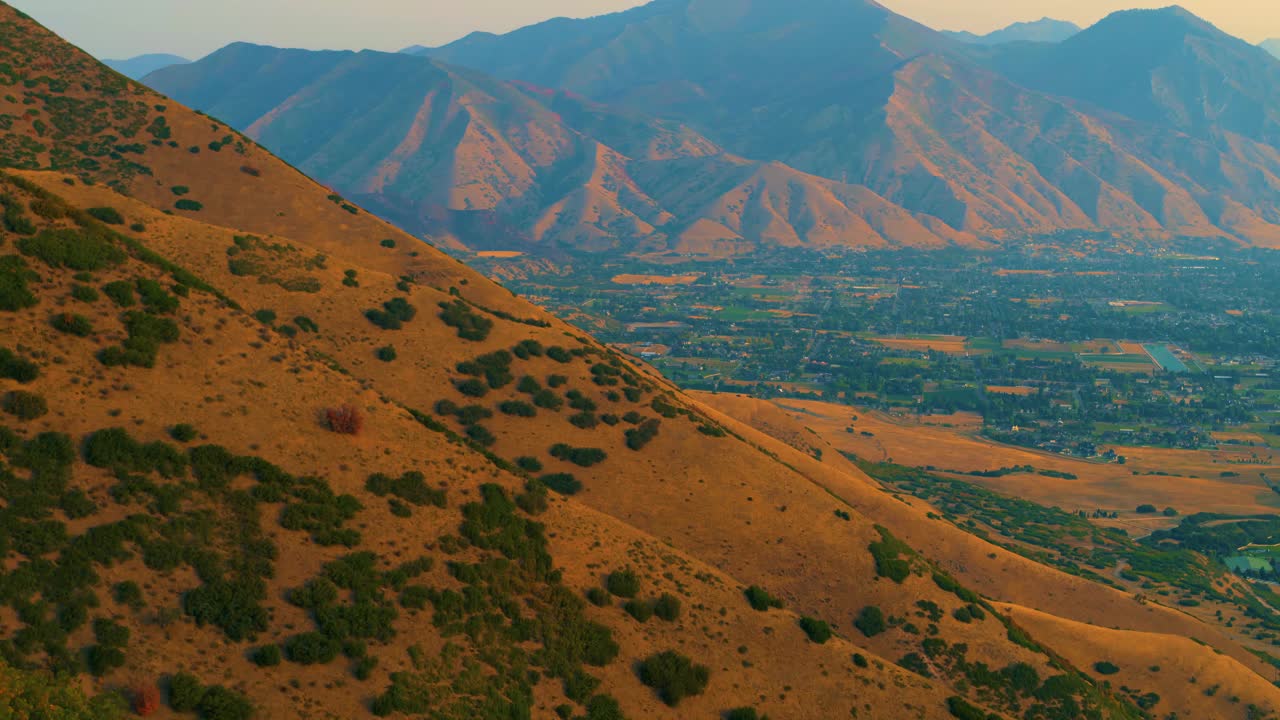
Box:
12 0 1280 60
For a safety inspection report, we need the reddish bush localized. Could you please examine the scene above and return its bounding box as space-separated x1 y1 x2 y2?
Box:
323 405 363 435
132 684 160 716
239 165 261 177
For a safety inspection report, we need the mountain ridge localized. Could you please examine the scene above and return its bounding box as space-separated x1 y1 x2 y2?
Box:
154 0 1280 252
942 17 1080 45
103 52 189 79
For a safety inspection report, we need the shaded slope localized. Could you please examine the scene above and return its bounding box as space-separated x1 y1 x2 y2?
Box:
401 0 1280 246
148 43 964 253
991 7 1280 147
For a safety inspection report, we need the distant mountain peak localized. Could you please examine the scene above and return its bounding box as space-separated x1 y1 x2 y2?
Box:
1261 38 1280 58
102 52 189 80
942 17 1080 45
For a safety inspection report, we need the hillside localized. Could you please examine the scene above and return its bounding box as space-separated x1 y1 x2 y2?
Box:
146 43 966 254
1264 39 1280 58
2 3 1279 720
941 18 1080 45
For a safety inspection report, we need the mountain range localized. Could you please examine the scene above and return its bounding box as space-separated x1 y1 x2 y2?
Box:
144 0 1280 255
103 52 189 79
3 1 1280 717
941 17 1081 45
1263 38 1280 58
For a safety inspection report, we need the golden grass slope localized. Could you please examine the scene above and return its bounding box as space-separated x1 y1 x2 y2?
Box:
2 4 1277 717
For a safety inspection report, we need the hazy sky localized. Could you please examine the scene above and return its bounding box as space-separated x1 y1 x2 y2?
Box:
13 0 1280 60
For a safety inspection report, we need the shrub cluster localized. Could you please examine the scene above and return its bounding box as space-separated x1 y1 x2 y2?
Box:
438 300 492 340
551 443 607 468
625 419 661 450
744 585 783 611
366 298 417 330
637 651 710 707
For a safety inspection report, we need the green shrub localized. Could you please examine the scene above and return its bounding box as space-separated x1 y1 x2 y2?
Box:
744 585 783 611
0 346 39 382
798 617 832 644
366 297 417 330
87 207 124 224
252 645 282 667
113 581 144 609
18 228 126 270
726 709 770 720
375 345 397 362
547 346 572 363
585 587 610 607
252 309 276 325
86 645 125 676
285 632 340 665
0 255 38 311
946 696 989 720
854 605 888 637
196 685 253 720
654 593 681 621
438 300 492 341
4 390 47 420
175 199 203 211
1093 661 1120 676
294 316 319 333
455 379 487 398
540 473 581 496
606 569 640 598
625 419 661 450
869 525 912 583
102 281 136 307
465 424 495 446
379 238 396 248
533 389 563 410
637 651 710 707
170 424 199 442
623 599 654 622
51 312 93 336
168 672 206 711
171 186 190 196
550 443 606 467
516 456 543 473
71 284 99 302
500 400 536 417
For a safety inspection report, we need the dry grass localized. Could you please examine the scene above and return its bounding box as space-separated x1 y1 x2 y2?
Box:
871 335 970 353
611 273 702 285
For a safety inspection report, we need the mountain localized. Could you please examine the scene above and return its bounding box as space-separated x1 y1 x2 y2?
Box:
989 7 1280 147
5 2 1280 718
147 43 969 254
389 0 1280 248
942 17 1081 45
1263 39 1280 58
102 52 189 79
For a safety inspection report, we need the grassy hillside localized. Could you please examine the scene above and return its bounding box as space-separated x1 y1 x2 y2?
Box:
0 3 1276 719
